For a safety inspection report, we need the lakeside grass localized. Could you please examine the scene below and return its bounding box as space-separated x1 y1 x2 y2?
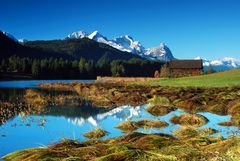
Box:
134 69 240 87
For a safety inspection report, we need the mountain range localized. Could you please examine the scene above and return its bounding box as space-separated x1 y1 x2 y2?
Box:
0 31 142 63
1 30 240 71
66 30 240 71
195 56 240 71
67 30 175 61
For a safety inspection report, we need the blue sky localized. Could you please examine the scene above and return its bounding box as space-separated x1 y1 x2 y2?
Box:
1 0 240 60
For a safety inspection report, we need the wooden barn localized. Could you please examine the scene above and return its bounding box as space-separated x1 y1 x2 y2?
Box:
162 60 203 77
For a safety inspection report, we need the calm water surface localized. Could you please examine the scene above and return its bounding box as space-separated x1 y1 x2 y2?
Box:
0 80 95 88
0 80 239 157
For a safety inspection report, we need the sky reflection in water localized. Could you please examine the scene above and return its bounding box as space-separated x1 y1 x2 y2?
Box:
0 104 239 157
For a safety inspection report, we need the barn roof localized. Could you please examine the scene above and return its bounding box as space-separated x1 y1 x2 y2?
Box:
167 60 203 69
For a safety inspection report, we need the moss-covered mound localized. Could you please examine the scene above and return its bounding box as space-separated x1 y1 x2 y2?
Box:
83 128 109 139
170 114 209 126
115 119 168 132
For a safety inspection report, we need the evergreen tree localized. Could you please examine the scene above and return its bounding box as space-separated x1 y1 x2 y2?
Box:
1 59 7 71
32 59 40 77
79 57 85 73
111 61 125 77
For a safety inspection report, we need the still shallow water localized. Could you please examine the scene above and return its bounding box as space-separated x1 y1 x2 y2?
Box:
0 80 95 88
0 80 239 157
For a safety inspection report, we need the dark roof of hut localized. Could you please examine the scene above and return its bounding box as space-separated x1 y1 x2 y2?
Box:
167 60 203 69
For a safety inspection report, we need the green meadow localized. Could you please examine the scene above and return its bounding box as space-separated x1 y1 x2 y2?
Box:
142 69 240 87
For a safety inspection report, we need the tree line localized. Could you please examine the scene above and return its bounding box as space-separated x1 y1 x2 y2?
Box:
0 56 164 79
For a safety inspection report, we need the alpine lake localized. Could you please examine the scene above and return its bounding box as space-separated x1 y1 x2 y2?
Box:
0 80 239 158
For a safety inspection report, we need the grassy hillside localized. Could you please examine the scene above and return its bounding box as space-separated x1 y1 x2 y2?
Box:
143 69 240 87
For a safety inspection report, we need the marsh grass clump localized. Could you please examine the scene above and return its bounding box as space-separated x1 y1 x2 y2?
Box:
25 89 48 108
207 103 228 115
218 121 233 126
170 114 209 126
0 101 30 125
146 105 176 117
230 115 240 127
202 128 218 135
148 95 171 107
115 120 138 132
4 132 240 161
115 120 168 132
147 95 176 117
228 101 240 116
135 120 168 129
83 128 109 139
173 126 201 137
174 126 223 147
96 149 177 161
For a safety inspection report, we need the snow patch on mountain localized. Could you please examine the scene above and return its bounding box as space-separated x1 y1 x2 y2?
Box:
2 31 18 42
2 31 28 45
18 39 28 44
195 56 240 71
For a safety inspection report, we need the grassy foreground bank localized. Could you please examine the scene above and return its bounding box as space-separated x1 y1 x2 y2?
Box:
3 131 240 161
137 69 240 87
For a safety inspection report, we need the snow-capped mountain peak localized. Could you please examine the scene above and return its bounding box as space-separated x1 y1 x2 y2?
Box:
144 43 175 61
87 31 109 44
113 35 145 54
65 30 175 61
67 31 88 39
195 56 240 71
88 31 101 39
